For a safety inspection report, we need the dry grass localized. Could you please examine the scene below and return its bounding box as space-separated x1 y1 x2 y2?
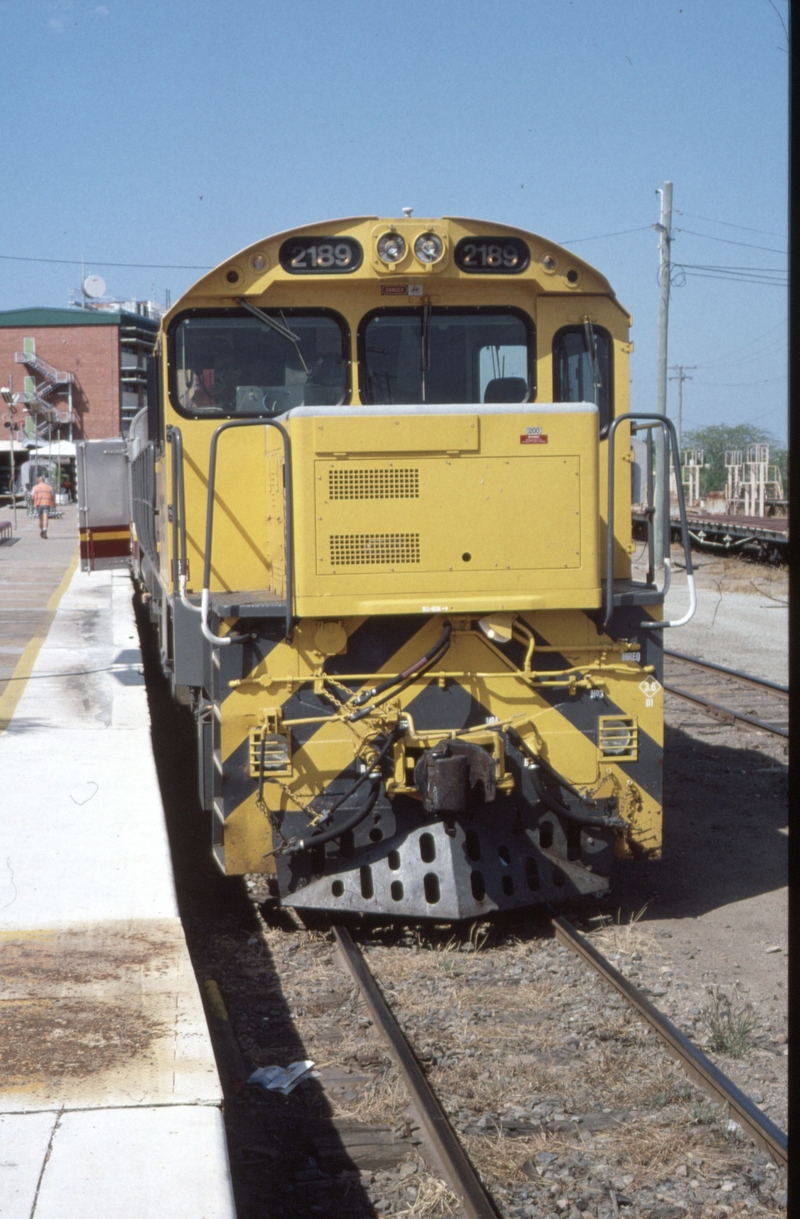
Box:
330 1064 409 1126
634 548 788 596
392 1171 460 1217
587 904 660 960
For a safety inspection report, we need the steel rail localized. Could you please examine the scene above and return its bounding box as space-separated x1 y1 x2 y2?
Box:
333 925 499 1219
552 917 788 1168
664 649 788 698
663 682 788 738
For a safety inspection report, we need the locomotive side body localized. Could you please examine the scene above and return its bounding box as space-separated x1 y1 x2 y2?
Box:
132 217 665 919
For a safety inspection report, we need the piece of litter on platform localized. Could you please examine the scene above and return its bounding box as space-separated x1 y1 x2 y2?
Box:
726 1119 744 1137
70 781 99 806
765 945 782 954
248 1060 318 1095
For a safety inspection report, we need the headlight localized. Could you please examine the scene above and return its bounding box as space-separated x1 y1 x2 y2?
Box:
414 232 443 264
603 728 632 755
377 233 406 263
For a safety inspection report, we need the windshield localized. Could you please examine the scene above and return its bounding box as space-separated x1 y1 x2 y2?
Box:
360 309 533 405
170 311 348 417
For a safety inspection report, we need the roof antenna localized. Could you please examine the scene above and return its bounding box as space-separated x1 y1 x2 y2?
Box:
402 207 413 218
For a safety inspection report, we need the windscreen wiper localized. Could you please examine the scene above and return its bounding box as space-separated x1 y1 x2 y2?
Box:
420 300 431 403
583 316 601 404
236 298 310 374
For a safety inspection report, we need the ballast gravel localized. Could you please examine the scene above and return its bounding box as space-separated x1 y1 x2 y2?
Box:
196 912 786 1219
359 927 786 1219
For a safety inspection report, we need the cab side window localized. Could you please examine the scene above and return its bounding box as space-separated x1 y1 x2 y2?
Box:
553 325 612 434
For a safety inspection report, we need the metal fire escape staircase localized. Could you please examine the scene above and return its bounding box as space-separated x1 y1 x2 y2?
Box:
14 346 74 427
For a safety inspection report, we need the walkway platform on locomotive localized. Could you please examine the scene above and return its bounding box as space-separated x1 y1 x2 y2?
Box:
0 511 235 1218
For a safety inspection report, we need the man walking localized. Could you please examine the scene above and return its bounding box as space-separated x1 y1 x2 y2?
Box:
32 475 55 538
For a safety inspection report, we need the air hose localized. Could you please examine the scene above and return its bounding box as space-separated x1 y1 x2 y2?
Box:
348 623 453 721
534 752 598 808
283 728 401 854
289 779 382 853
527 766 624 830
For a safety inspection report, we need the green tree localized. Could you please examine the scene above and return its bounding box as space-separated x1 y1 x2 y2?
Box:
681 423 788 497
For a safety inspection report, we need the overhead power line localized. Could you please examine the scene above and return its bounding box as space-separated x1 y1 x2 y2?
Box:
682 274 787 287
692 376 786 387
674 209 786 240
556 225 653 244
673 228 787 255
0 252 211 270
676 262 787 287
679 262 787 272
696 320 786 368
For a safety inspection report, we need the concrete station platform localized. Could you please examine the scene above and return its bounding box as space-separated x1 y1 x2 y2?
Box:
0 508 236 1218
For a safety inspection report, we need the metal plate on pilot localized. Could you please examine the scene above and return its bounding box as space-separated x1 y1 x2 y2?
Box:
283 813 611 921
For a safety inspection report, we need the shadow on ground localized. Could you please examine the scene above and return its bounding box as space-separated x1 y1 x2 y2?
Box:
134 593 379 1219
609 722 787 922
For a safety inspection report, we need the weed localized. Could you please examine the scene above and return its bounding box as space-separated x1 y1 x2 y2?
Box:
701 985 757 1058
468 919 491 953
690 1099 721 1126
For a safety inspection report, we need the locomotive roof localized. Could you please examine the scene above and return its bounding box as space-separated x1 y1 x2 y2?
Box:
165 215 626 326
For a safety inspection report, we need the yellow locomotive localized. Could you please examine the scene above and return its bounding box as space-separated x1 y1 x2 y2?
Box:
119 215 693 919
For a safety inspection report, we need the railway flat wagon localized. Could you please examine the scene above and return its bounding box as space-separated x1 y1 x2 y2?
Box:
80 215 694 919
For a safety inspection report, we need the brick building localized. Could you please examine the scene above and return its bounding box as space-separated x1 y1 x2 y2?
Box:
0 307 159 441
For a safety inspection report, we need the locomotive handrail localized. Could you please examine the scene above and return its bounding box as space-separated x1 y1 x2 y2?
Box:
604 413 695 630
201 418 294 645
166 426 200 614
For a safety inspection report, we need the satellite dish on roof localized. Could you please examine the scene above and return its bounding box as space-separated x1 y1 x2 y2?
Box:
82 274 106 299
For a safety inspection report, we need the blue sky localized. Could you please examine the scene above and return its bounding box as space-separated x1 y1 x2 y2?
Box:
0 0 788 442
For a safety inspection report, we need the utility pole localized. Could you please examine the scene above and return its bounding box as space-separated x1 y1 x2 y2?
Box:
653 182 673 563
668 364 696 451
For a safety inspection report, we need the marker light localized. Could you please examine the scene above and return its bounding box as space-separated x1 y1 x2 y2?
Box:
414 232 443 264
377 233 406 263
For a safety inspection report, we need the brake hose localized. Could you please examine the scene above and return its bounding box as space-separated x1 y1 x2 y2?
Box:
288 779 382 853
351 623 453 709
278 728 400 856
534 752 598 808
349 629 453 723
527 766 624 829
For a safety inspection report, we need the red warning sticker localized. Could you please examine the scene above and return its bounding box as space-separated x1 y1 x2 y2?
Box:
381 284 424 296
520 432 548 444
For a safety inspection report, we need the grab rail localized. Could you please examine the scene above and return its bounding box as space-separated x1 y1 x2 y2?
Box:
200 418 294 645
166 426 200 614
604 413 695 631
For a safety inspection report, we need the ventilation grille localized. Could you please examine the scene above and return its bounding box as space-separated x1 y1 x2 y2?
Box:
598 716 638 761
330 533 421 567
329 467 420 500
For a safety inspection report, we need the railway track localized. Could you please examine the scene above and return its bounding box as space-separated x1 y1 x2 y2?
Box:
182 893 789 1219
331 920 787 1219
334 925 497 1219
551 919 787 1170
663 648 788 739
